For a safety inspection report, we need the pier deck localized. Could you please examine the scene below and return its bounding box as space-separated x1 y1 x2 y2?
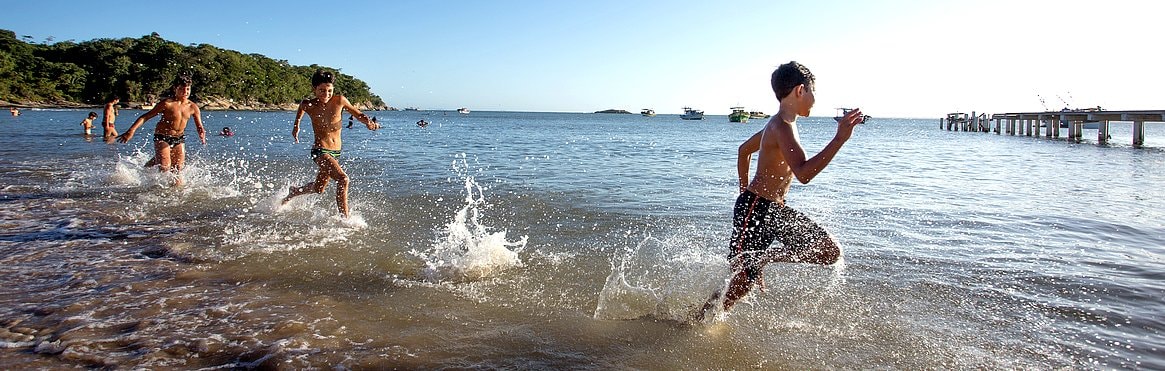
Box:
940 110 1165 147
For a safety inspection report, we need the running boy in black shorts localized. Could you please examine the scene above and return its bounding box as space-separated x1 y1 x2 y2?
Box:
700 61 863 317
281 69 380 218
117 75 207 187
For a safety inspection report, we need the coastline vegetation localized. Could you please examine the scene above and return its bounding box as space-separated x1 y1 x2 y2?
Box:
0 29 386 109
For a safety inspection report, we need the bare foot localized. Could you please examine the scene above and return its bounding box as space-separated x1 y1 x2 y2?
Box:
756 270 766 293
281 186 295 204
691 291 722 323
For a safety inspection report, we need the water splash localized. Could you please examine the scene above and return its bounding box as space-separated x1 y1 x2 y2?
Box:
593 233 727 322
593 249 664 320
415 156 528 282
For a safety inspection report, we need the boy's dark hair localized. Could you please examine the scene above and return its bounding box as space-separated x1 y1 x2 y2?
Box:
171 75 193 88
771 61 815 101
88 111 98 117
159 75 194 100
312 69 335 87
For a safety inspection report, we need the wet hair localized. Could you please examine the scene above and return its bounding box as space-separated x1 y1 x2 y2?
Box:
311 69 335 87
771 61 815 101
171 75 193 89
88 111 98 118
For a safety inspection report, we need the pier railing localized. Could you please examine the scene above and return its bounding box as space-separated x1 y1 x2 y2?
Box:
940 110 1165 147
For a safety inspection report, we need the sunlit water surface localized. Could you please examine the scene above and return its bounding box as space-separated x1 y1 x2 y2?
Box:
0 110 1162 368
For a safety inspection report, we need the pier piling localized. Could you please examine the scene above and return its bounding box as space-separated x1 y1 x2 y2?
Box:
1134 121 1145 146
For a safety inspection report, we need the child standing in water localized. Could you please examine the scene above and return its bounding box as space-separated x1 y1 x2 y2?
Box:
80 111 98 136
116 75 207 186
282 69 380 218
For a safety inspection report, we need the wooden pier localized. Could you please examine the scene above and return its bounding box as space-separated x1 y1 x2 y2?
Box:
940 110 1165 147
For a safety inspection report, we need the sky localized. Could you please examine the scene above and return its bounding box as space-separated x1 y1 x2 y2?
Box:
3 0 1162 117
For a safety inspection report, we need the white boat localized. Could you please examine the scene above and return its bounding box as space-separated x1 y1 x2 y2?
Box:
457 107 470 114
834 108 870 124
680 107 704 120
641 108 655 117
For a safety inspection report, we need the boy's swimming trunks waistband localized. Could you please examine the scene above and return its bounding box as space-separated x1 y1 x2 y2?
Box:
311 148 342 158
154 134 186 147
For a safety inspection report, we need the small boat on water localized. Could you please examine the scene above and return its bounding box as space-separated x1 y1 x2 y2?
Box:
729 107 749 123
835 108 870 124
680 107 704 120
641 108 655 117
748 111 770 119
403 107 420 111
457 107 470 114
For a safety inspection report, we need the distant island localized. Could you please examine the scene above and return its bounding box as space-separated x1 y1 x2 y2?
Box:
0 29 387 111
594 109 632 114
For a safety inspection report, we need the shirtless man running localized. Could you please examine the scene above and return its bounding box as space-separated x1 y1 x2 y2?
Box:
281 69 380 218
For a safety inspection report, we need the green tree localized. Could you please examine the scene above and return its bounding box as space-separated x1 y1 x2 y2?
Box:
0 28 385 108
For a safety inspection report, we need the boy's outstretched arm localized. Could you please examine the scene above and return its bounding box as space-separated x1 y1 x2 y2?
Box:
340 96 380 130
117 104 165 143
292 101 307 143
737 130 763 193
192 104 207 144
776 108 863 184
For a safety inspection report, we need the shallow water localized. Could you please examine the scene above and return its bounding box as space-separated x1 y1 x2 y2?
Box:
1 109 1162 368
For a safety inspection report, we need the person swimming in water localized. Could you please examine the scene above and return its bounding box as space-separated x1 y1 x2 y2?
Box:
220 127 233 136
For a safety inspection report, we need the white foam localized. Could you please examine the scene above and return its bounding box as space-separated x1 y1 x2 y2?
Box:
414 158 528 282
593 260 663 320
108 151 151 186
254 184 293 214
592 232 729 322
337 212 368 229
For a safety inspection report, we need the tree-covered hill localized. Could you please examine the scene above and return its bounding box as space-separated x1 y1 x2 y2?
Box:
0 29 387 110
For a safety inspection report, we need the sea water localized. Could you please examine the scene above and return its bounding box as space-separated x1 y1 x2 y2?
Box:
0 109 1162 369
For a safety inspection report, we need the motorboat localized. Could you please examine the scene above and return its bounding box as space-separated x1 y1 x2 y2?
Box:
835 108 870 124
680 107 704 120
641 108 655 117
729 107 749 123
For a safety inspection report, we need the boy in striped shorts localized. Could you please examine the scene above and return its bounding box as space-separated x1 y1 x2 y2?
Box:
701 61 864 317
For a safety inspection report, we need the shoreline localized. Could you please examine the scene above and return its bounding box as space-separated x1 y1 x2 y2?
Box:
2 97 388 112
1 101 940 119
